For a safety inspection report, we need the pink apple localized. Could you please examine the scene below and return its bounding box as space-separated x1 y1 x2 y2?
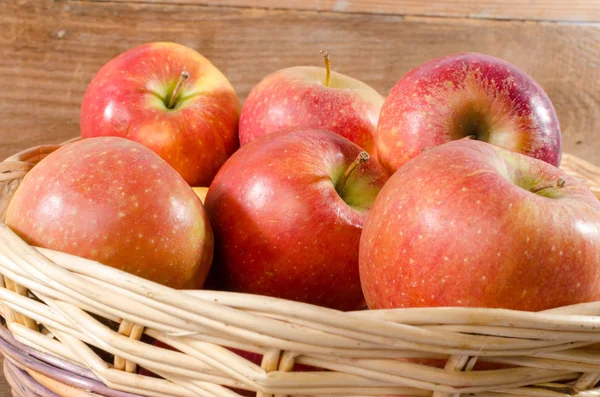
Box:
377 53 562 174
360 139 600 311
205 127 389 311
80 42 240 186
239 52 384 163
6 137 213 289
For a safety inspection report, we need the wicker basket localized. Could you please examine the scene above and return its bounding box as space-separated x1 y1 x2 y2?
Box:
2 142 600 397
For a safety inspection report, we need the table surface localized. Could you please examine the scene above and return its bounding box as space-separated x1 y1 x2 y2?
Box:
1 0 599 395
0 356 7 397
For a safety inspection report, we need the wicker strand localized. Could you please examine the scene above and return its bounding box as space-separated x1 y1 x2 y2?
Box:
275 352 299 397
432 355 470 397
4 278 38 332
574 373 600 389
258 349 282 397
115 321 145 373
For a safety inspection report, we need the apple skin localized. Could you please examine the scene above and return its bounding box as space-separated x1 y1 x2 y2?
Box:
360 139 600 311
239 66 384 163
376 53 562 174
205 128 389 311
5 137 213 289
80 42 240 186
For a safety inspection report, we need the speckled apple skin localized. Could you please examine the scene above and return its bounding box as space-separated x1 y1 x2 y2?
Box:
239 66 384 163
377 53 562 174
81 42 240 186
205 128 389 311
360 139 600 311
6 137 213 289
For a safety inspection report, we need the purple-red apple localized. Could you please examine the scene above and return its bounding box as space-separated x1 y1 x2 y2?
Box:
6 137 213 289
360 139 600 311
377 53 562 174
80 42 240 186
205 128 389 310
239 52 384 163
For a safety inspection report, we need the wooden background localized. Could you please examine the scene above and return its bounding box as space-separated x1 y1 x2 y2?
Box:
1 0 600 165
0 1 599 395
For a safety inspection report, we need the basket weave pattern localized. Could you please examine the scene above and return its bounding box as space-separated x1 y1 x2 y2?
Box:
2 143 600 397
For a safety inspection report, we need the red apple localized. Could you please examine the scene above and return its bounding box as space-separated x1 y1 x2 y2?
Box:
205 128 389 310
5 137 213 289
360 139 600 311
239 52 384 163
80 42 240 186
376 53 562 174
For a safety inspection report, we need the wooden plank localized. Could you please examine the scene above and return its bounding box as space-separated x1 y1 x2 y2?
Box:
97 0 600 23
0 378 8 397
0 357 9 397
1 1 599 165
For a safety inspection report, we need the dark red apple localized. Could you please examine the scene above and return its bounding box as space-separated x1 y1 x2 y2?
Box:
80 42 240 186
239 52 384 162
377 53 562 174
6 137 213 289
205 128 389 310
360 139 600 311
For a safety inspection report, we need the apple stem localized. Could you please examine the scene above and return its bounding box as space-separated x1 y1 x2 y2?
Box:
336 151 370 193
320 50 331 87
530 178 566 194
167 71 190 109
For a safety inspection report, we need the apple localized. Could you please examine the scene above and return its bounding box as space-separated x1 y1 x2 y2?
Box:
5 137 213 289
376 53 562 175
80 42 240 186
360 138 600 311
239 51 384 163
205 127 389 310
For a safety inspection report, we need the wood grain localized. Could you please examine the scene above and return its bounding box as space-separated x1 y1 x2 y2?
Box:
96 0 600 23
1 1 600 164
0 356 8 397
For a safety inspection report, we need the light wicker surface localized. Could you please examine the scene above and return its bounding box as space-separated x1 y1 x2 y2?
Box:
1 142 600 397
